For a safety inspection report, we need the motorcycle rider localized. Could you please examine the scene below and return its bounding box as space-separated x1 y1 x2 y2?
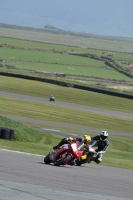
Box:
53 131 109 165
90 130 109 164
49 95 55 101
53 136 75 150
53 135 91 165
53 135 91 150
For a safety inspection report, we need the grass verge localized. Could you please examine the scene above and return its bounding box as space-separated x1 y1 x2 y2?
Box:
1 76 133 113
0 96 133 133
0 116 133 170
0 116 61 154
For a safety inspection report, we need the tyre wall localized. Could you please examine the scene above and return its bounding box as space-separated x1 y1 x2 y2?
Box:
0 127 15 140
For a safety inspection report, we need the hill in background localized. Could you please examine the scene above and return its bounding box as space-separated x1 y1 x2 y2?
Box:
0 23 132 42
0 23 133 53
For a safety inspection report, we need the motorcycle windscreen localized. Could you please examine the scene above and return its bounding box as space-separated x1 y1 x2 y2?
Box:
89 146 96 153
71 143 83 158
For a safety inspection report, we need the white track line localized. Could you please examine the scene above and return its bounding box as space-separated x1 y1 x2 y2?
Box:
0 148 44 157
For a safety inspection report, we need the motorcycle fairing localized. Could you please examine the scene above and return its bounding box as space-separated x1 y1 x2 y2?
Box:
50 144 70 162
70 142 84 158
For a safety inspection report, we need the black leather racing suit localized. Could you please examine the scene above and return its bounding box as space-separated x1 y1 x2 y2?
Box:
91 136 109 164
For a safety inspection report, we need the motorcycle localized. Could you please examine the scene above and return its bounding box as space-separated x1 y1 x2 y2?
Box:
44 140 84 166
49 95 55 101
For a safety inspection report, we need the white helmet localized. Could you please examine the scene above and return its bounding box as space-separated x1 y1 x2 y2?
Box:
100 131 108 141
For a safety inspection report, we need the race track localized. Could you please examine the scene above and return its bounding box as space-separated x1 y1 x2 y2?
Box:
0 150 133 200
0 91 133 137
1 91 133 120
0 91 133 199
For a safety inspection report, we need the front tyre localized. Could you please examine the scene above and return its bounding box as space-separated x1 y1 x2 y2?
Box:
54 155 71 166
76 158 87 166
75 159 82 166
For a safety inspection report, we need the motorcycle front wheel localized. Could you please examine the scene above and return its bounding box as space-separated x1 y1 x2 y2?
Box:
75 159 82 166
54 154 71 166
75 158 88 166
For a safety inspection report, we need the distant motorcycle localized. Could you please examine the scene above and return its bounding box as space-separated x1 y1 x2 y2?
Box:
49 95 55 101
44 140 84 166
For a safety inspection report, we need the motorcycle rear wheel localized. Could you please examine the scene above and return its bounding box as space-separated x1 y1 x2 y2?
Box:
54 155 71 166
44 155 51 164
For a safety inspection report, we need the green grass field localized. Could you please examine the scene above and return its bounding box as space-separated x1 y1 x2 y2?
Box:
0 36 133 170
0 37 133 82
0 28 133 53
1 36 133 63
0 46 106 67
3 60 133 80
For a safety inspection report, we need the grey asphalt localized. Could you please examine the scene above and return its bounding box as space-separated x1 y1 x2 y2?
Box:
0 150 133 200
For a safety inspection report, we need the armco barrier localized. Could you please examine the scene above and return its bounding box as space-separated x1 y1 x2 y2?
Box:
0 72 69 86
73 84 133 100
0 72 133 100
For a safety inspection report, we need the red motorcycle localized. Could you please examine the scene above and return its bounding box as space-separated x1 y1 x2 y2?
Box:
44 140 84 166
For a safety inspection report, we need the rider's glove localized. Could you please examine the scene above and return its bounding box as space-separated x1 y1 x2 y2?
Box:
97 151 105 154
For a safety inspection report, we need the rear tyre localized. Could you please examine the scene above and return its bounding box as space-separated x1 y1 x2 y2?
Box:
44 155 51 164
54 154 71 166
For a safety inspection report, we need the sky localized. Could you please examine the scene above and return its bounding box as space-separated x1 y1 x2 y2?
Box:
0 0 133 38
